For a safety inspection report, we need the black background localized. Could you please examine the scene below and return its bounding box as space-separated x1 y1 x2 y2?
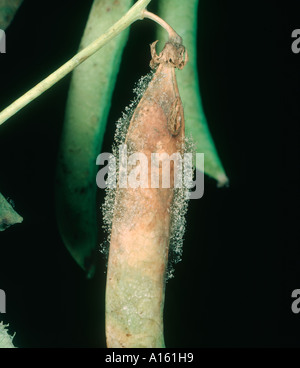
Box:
0 0 299 347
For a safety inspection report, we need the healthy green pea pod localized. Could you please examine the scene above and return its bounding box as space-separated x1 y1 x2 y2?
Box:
157 0 228 186
0 192 22 231
0 0 23 30
0 322 15 348
56 0 133 278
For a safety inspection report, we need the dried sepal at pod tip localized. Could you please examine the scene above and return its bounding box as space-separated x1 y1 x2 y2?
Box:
105 37 189 348
150 40 188 71
149 40 188 137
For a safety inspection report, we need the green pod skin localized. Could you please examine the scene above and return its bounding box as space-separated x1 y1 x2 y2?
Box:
0 192 22 231
56 0 133 277
0 0 23 30
157 0 228 186
0 322 15 348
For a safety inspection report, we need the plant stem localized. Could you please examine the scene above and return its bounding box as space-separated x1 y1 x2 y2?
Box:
143 10 182 44
0 0 151 127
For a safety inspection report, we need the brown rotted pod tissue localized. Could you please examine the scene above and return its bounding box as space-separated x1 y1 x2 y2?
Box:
104 38 189 348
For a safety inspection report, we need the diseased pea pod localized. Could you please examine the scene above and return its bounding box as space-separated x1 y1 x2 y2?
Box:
56 0 133 277
105 39 187 348
0 322 15 348
157 0 228 186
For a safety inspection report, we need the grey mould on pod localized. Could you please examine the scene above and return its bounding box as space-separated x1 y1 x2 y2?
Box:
0 192 22 231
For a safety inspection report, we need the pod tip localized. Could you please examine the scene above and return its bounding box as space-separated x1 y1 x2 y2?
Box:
216 174 229 188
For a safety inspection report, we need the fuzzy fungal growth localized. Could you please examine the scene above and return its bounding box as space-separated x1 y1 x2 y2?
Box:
0 322 15 348
101 71 193 277
104 38 189 348
101 71 154 258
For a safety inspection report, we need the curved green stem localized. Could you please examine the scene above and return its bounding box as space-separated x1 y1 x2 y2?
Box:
143 10 181 44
